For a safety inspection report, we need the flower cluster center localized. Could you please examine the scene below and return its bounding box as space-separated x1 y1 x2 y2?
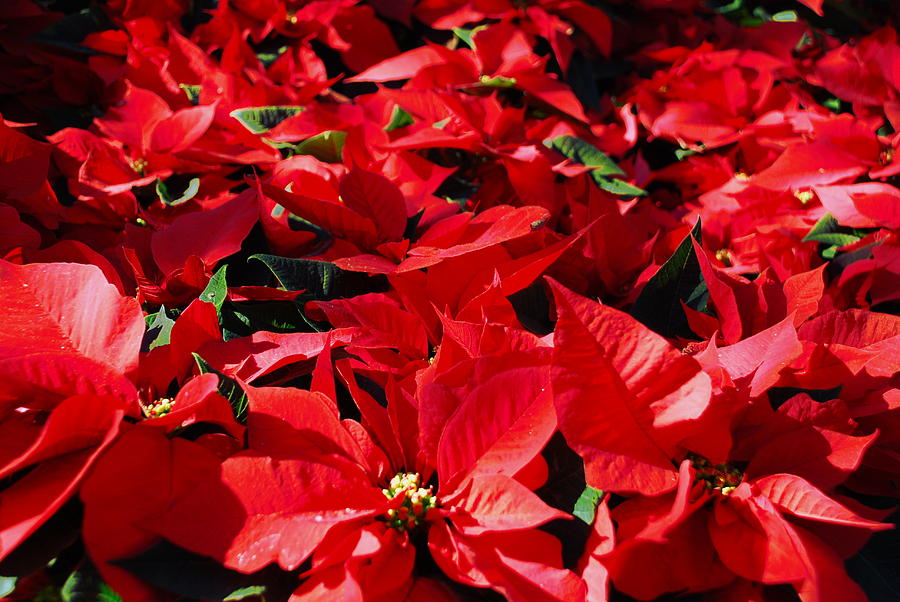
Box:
130 157 148 176
143 397 174 418
381 472 438 532
690 455 743 495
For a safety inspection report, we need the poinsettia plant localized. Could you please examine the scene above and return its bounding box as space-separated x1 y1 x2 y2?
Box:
1 0 898 601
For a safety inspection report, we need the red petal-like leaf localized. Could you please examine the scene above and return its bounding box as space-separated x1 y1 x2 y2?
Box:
0 261 142 406
754 474 890 530
157 453 386 572
437 356 556 490
549 280 713 495
445 474 566 535
338 167 408 242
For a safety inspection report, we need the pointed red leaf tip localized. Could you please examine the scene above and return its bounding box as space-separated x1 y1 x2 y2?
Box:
795 0 825 16
547 279 714 495
0 261 143 406
754 474 890 530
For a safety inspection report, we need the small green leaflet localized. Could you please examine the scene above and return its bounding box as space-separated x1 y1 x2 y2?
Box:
144 305 177 351
225 585 268 600
155 177 200 206
803 213 866 258
230 106 304 134
594 176 646 196
0 577 15 597
544 135 647 196
193 353 249 423
60 561 123 602
803 213 864 246
385 106 415 131
257 44 288 67
771 10 798 22
631 218 709 339
199 266 228 313
573 486 604 525
452 27 477 49
179 83 201 105
478 74 517 88
292 130 347 162
544 135 624 176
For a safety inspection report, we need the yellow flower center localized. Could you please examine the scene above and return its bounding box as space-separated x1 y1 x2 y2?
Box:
690 455 743 495
794 189 815 205
714 248 733 267
381 472 438 532
130 158 149 176
143 397 174 418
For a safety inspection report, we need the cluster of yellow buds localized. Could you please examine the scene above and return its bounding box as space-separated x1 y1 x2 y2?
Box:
714 248 734 267
689 454 743 495
130 157 149 176
143 397 175 419
381 472 438 533
794 189 815 205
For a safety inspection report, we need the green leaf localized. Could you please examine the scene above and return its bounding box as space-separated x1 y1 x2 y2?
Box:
225 585 268 600
292 130 347 163
256 45 288 68
573 485 604 525
199 266 228 313
544 135 625 176
385 106 415 131
249 254 382 300
144 306 177 351
803 213 863 255
0 577 16 597
61 561 122 602
179 83 201 105
115 540 293 601
544 135 646 196
593 175 647 196
230 106 304 134
803 213 841 242
675 148 700 161
772 10 798 22
478 75 517 88
631 219 709 339
452 27 477 49
193 353 249 422
809 233 861 247
219 300 310 340
155 177 200 206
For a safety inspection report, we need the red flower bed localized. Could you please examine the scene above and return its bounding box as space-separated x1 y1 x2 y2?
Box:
1 1 898 600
